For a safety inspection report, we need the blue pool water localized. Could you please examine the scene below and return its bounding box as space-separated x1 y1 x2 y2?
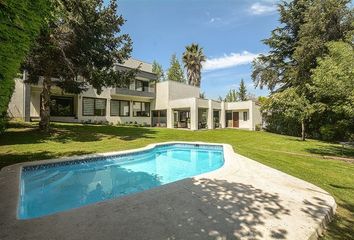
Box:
19 144 224 219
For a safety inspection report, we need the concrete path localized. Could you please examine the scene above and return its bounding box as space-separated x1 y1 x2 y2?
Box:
0 142 336 240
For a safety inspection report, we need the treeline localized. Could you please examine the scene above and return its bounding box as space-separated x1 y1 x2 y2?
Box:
252 0 353 141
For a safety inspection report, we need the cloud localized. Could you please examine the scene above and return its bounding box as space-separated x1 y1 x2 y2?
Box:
249 2 277 15
209 17 222 23
203 51 259 71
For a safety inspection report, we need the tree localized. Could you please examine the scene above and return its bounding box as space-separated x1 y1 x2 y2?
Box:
152 60 164 82
0 0 49 133
182 43 206 87
238 79 247 101
25 0 135 132
224 89 238 102
167 54 185 83
310 41 354 140
262 88 313 141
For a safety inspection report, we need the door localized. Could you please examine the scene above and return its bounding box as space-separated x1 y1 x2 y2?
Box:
232 112 239 128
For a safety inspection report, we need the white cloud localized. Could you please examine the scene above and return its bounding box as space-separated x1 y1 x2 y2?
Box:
203 51 259 71
209 17 222 23
249 2 277 15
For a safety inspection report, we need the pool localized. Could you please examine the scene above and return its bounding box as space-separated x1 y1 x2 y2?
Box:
18 143 224 219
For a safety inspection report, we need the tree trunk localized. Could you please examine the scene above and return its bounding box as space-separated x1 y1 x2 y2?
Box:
301 120 305 141
39 76 51 132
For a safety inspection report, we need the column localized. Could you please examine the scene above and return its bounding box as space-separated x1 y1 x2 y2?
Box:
208 100 213 129
190 98 198 130
220 101 226 128
166 107 174 129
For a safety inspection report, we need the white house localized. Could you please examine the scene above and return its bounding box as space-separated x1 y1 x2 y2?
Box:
8 58 262 130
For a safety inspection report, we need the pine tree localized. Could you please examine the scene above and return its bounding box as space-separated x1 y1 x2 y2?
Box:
152 60 164 82
167 54 185 83
238 79 247 101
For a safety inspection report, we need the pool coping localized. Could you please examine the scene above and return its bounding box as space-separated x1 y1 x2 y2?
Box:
0 141 336 240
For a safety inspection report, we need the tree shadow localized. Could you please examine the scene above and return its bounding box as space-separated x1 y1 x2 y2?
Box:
305 145 354 159
0 122 158 146
301 196 354 240
162 178 290 239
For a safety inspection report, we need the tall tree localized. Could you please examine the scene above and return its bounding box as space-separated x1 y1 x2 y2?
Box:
0 0 49 133
238 79 247 101
25 0 135 132
310 41 354 140
167 54 185 83
152 60 164 82
182 43 206 87
262 88 313 141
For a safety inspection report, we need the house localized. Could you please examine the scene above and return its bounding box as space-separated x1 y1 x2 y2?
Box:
8 58 262 130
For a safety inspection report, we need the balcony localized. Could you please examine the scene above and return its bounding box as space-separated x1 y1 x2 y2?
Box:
111 87 155 99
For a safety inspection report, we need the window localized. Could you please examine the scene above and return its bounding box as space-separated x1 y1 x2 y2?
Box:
243 111 248 121
82 97 106 116
133 101 150 117
50 96 74 116
135 80 149 92
110 100 120 116
111 100 130 116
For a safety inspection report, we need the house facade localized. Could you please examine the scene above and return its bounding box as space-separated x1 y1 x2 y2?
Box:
8 58 262 130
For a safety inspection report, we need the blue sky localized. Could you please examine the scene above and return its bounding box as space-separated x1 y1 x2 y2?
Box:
118 0 280 99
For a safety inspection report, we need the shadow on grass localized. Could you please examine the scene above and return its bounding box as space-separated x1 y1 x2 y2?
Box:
0 150 94 170
305 145 354 158
0 122 158 146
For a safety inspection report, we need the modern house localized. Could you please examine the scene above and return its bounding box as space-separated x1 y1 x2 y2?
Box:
8 58 261 130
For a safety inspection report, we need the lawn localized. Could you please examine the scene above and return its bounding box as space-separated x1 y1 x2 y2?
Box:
1 121 353 239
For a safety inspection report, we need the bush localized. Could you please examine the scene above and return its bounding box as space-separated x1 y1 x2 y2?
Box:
0 1 50 133
319 125 336 141
255 124 262 131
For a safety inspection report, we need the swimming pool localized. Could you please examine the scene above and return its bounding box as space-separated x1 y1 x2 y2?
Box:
18 143 224 219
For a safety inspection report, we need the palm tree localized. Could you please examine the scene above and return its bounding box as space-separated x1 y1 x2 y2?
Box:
182 43 206 87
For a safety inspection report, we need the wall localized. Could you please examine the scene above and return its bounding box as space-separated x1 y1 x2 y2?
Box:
7 78 24 118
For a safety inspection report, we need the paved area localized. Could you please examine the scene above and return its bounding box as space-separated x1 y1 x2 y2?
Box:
0 142 336 240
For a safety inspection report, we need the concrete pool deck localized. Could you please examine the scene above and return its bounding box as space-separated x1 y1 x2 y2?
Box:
0 142 336 240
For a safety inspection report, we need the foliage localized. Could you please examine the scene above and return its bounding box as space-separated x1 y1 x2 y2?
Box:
167 54 185 83
262 88 313 140
25 0 134 131
182 43 206 87
0 0 50 133
310 41 354 141
238 79 247 101
199 92 205 99
152 60 164 82
252 0 353 141
224 89 238 102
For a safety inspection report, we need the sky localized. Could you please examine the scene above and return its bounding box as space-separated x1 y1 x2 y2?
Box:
117 0 280 99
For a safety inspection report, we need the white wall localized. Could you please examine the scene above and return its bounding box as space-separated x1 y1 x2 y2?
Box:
7 78 24 118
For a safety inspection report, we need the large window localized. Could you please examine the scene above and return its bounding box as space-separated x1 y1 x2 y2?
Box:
110 100 130 117
133 101 150 117
135 80 149 92
50 96 74 116
82 97 106 116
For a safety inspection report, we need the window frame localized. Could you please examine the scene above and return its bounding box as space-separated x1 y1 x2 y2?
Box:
82 97 107 116
132 101 150 117
110 99 130 117
243 111 248 121
135 79 149 92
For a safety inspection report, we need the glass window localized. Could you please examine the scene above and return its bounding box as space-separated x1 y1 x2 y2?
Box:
83 98 94 116
133 101 150 117
243 111 248 121
136 80 149 92
119 100 130 116
50 96 74 116
110 100 119 116
83 97 106 116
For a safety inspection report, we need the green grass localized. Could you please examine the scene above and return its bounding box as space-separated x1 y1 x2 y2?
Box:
1 121 353 239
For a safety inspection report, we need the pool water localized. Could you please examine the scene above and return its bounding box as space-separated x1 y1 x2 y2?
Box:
18 144 224 219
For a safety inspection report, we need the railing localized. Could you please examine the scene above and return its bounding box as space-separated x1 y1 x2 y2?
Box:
111 87 155 98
